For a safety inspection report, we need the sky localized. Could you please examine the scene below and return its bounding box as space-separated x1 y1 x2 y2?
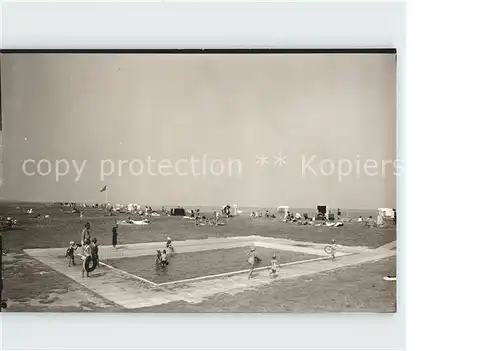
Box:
0 53 397 208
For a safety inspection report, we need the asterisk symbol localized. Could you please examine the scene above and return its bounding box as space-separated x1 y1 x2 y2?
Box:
274 153 287 166
255 155 268 166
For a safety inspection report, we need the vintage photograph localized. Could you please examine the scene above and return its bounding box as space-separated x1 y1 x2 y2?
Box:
0 50 397 312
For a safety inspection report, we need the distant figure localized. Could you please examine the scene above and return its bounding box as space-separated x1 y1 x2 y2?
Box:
337 208 341 217
80 211 84 220
366 216 375 228
112 221 118 248
358 216 363 222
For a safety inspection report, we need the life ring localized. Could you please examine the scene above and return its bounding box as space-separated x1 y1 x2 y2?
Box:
84 255 98 272
324 245 334 255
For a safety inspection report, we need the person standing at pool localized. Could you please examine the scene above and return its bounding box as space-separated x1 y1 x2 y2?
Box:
81 222 91 249
112 221 118 248
90 238 99 267
65 241 77 267
81 239 91 278
247 247 261 279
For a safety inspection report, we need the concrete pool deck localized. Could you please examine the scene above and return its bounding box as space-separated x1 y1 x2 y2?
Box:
24 236 396 309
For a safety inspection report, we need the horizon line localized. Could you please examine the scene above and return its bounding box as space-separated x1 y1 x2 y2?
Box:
0 199 387 211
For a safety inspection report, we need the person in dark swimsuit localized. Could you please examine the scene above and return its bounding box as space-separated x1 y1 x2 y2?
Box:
112 221 118 248
90 238 99 268
160 249 169 267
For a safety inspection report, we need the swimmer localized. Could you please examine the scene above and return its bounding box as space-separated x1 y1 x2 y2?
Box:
166 236 175 253
155 249 162 265
160 249 169 267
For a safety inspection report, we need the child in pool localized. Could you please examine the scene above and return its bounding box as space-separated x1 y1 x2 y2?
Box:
155 249 162 265
166 236 175 253
160 249 169 267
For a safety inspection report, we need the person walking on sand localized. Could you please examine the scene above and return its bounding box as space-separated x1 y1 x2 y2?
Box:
112 221 119 248
269 254 281 278
330 238 338 261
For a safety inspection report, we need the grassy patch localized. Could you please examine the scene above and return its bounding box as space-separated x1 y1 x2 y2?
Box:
135 256 397 313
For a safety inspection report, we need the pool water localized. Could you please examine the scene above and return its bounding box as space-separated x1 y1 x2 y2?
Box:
104 246 320 284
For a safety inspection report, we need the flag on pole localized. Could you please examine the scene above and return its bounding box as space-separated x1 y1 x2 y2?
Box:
100 185 107 192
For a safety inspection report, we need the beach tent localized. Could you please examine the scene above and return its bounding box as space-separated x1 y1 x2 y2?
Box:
317 205 330 216
316 205 330 220
276 206 289 214
377 208 395 225
173 208 186 216
378 208 395 218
